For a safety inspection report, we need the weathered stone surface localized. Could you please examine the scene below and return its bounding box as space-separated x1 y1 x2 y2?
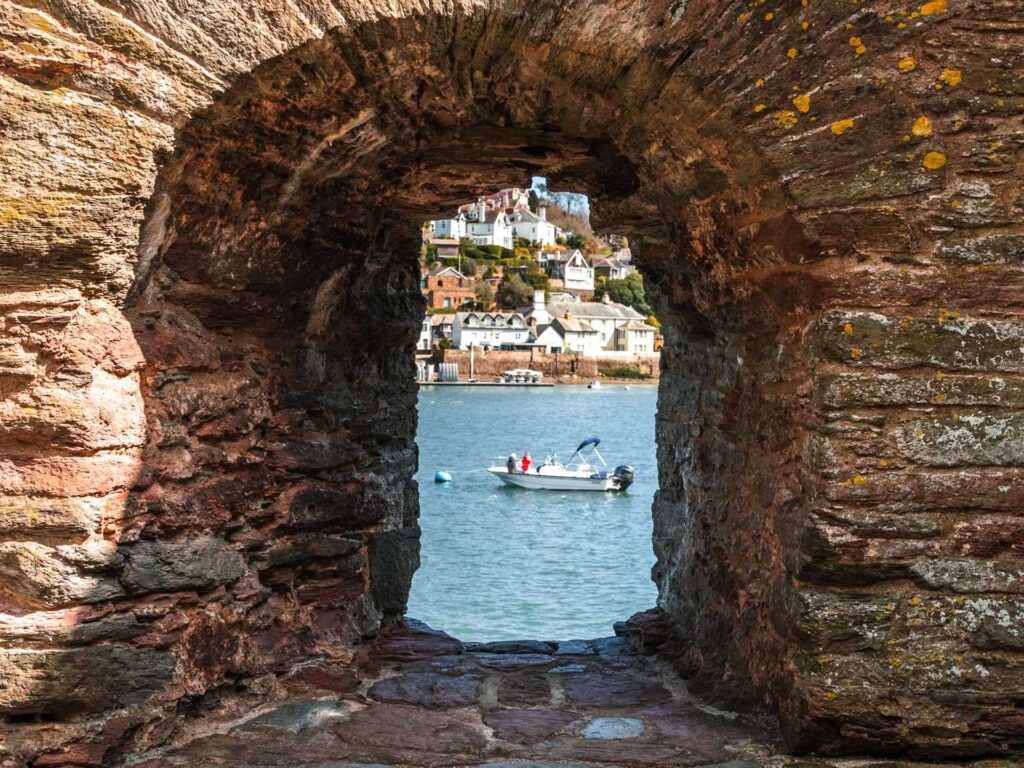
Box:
371 619 464 664
120 536 246 594
2 0 1023 761
0 647 176 716
563 672 671 708
497 673 551 706
331 704 488 757
484 708 578 744
0 541 124 609
368 671 483 708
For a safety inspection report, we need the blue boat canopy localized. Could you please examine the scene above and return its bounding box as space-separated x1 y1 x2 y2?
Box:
575 437 601 452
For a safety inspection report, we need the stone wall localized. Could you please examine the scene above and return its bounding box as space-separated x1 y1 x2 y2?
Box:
1 0 1023 762
430 349 661 381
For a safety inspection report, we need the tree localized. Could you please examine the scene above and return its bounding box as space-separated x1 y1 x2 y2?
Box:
565 233 586 250
496 273 533 309
601 273 652 316
520 263 550 293
483 265 496 280
475 281 495 309
460 257 478 277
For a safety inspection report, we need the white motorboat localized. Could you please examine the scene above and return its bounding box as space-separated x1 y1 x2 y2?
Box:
489 437 634 492
503 368 543 383
587 379 601 389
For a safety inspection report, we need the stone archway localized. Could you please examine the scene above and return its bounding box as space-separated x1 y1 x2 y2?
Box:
2 0 1022 763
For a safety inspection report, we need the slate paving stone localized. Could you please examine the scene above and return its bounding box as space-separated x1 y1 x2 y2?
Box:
581 717 646 740
472 652 556 670
466 640 557 654
563 671 672 708
370 619 464 664
590 636 632 656
331 704 488 755
367 671 483 708
482 708 579 744
497 673 552 706
554 640 595 655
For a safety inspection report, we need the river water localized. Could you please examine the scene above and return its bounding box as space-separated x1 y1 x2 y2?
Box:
407 384 659 642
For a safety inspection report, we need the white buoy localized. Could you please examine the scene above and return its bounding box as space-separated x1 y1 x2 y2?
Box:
435 470 453 483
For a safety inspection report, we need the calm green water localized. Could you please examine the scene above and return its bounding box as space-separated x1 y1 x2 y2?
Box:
408 384 659 642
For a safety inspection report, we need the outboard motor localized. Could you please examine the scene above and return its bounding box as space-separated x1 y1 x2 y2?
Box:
612 465 635 491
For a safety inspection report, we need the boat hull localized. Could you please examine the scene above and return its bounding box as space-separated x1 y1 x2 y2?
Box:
488 467 622 492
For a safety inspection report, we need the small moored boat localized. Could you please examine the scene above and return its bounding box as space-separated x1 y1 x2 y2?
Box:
488 437 634 492
587 379 602 389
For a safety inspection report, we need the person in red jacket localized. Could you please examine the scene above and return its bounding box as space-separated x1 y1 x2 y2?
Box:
520 452 532 473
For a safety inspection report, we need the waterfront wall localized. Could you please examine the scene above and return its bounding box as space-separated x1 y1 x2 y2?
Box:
430 349 661 381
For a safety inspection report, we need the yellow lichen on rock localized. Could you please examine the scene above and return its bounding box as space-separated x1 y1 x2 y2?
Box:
920 0 947 14
787 47 799 58
940 68 962 86
923 151 947 169
898 56 916 72
773 110 798 128
831 118 855 135
792 93 810 113
911 116 933 137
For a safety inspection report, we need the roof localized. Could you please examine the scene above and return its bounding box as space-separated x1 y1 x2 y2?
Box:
430 313 456 327
618 319 657 331
429 265 467 278
553 316 598 334
457 311 526 323
547 300 643 321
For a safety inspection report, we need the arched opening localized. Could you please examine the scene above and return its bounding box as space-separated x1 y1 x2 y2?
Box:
2 1 1020 764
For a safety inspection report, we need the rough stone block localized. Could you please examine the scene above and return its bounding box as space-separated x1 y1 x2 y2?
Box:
0 541 124 609
0 647 175 716
120 536 246 594
811 312 1024 373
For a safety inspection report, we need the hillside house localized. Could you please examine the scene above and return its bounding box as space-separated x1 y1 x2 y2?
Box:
593 257 635 281
542 249 594 293
510 206 560 246
424 266 476 310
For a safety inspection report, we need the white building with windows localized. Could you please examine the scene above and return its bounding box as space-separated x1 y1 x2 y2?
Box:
510 207 561 246
614 319 657 353
417 316 432 352
452 311 530 349
430 189 563 251
550 315 602 355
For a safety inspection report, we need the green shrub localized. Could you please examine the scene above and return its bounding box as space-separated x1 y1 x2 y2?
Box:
598 365 650 380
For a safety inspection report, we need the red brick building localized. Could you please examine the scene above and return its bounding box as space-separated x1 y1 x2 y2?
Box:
423 265 476 310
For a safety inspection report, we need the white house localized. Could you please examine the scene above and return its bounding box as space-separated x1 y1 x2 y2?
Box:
539 249 594 293
510 207 562 246
547 294 647 352
417 315 432 352
430 313 455 345
563 251 594 293
550 315 602 356
431 213 467 240
452 311 530 349
614 318 657 353
531 323 565 353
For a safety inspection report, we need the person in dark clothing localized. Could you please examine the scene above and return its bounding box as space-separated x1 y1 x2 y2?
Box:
506 454 518 473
